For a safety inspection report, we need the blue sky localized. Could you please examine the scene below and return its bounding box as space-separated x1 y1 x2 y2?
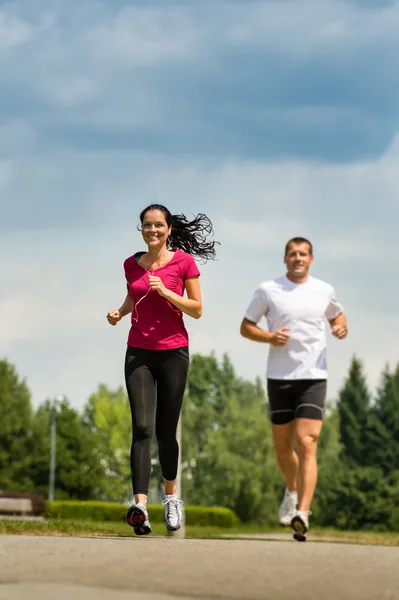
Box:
1 0 399 410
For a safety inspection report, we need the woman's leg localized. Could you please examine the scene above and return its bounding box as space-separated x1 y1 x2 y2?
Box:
153 347 189 531
154 347 190 490
124 347 156 504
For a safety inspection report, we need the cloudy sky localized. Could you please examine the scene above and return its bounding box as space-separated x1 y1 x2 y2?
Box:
1 0 399 411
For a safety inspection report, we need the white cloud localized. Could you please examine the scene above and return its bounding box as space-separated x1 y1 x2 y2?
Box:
85 6 203 66
41 75 96 108
1 0 399 412
2 134 399 410
0 120 37 154
0 160 14 188
0 12 32 49
222 0 399 54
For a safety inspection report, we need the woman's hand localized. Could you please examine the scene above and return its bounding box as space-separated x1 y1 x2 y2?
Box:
148 275 169 298
106 310 122 325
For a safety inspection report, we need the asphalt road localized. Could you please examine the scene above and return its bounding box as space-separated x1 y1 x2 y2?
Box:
0 534 398 600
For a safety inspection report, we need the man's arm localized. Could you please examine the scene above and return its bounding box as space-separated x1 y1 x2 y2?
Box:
240 318 290 346
329 312 348 339
240 318 272 343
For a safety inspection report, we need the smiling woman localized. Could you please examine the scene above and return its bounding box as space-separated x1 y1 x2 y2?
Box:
106 203 218 536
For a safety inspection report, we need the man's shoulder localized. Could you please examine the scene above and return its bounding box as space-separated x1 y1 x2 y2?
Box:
258 276 286 291
308 276 334 291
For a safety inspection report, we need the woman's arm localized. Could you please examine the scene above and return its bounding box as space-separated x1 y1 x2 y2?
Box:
106 282 134 325
148 275 202 319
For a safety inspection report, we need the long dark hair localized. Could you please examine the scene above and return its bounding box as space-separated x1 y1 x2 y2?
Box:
139 204 219 262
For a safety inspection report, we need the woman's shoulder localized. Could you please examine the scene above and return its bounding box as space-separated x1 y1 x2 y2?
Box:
174 249 196 264
124 252 144 269
174 249 200 278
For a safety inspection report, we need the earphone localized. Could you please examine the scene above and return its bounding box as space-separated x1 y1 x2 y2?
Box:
132 250 175 324
132 264 154 324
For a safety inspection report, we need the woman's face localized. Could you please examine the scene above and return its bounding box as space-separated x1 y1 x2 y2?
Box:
141 209 171 249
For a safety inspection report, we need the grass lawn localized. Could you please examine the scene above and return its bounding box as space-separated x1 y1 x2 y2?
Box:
0 519 398 546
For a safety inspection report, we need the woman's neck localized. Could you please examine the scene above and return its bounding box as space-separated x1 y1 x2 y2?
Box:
146 246 170 262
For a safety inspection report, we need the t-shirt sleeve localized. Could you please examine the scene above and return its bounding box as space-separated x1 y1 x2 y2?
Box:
325 286 344 320
244 286 268 324
182 254 201 280
123 258 130 282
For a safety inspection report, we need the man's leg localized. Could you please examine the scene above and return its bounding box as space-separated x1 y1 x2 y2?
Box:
290 379 326 540
294 379 326 512
295 417 323 512
271 422 298 491
267 379 299 525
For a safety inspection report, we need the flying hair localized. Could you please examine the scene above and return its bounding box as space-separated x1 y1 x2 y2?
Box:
139 204 219 262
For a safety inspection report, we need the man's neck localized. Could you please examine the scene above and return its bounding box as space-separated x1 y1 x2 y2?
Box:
286 272 309 284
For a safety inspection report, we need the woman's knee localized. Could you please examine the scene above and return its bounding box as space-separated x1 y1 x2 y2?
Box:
156 430 178 449
133 423 153 442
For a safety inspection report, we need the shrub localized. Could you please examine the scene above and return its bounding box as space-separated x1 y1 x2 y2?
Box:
46 501 238 528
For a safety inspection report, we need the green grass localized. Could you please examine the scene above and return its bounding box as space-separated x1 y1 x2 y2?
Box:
0 519 398 546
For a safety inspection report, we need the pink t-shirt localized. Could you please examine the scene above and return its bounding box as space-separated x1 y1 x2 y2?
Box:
124 249 200 350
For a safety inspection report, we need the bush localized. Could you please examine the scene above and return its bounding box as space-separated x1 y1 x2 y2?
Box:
46 501 238 528
0 490 47 516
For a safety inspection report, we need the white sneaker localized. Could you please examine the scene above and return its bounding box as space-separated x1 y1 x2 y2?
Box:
291 510 310 542
278 488 298 526
126 501 151 536
161 488 184 531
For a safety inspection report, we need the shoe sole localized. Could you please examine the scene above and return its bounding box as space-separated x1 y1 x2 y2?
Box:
127 506 151 536
291 515 308 542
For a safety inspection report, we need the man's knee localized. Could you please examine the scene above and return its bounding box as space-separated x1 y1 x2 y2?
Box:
274 438 295 458
296 431 320 458
272 423 296 458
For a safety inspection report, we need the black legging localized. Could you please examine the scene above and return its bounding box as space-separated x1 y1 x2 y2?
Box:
124 346 190 495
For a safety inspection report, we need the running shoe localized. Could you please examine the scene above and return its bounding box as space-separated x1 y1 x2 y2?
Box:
291 510 310 542
161 488 184 531
278 488 298 526
126 502 151 536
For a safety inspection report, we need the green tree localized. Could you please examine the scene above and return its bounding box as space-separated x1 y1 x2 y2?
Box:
312 403 343 525
182 352 280 523
366 364 399 474
338 356 371 465
202 391 280 523
0 359 33 491
182 354 220 499
31 397 102 500
315 465 395 531
83 384 132 502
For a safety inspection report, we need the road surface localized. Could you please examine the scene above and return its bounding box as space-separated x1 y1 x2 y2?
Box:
0 534 398 599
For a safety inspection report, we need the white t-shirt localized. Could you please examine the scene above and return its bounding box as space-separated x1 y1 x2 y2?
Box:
244 275 343 380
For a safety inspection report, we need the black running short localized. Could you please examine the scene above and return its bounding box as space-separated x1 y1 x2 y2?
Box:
267 379 327 425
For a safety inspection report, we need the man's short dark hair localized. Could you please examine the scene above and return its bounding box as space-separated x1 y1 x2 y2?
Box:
284 237 313 257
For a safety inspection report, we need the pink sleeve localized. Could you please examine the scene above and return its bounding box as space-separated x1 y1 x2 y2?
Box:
182 254 200 280
123 258 129 281
124 256 134 284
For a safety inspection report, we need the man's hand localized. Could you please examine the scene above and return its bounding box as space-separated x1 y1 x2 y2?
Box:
148 275 169 297
270 327 290 346
106 310 122 326
331 323 347 339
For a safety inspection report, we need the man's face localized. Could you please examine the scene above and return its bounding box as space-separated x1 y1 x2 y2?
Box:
284 242 313 279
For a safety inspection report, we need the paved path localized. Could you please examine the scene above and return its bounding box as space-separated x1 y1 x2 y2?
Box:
0 534 398 600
